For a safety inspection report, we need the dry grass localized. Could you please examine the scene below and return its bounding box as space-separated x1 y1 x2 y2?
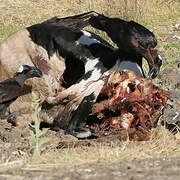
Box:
0 0 179 40
28 127 180 166
0 127 180 169
0 0 180 168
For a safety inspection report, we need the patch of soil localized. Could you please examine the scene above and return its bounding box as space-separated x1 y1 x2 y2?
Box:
0 157 180 180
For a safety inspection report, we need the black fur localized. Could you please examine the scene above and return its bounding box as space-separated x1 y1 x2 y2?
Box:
27 23 118 83
67 93 96 138
26 21 146 138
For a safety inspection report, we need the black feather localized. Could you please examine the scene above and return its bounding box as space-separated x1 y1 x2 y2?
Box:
42 11 96 29
0 65 42 119
89 14 160 78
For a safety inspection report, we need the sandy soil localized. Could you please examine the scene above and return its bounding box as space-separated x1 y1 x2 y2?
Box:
0 156 180 179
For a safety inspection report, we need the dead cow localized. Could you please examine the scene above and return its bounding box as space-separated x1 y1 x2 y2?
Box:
0 12 96 114
0 65 42 119
0 12 161 138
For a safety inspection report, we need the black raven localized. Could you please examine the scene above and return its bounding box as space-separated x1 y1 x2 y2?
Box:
0 65 42 119
89 13 163 78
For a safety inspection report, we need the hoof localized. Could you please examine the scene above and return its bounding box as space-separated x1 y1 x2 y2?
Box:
67 127 95 139
46 96 57 104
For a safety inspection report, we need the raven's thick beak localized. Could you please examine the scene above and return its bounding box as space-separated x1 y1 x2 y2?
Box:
33 68 42 77
148 67 158 79
148 54 162 79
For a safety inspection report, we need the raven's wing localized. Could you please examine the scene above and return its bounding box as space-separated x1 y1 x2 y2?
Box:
89 14 112 31
128 20 157 48
0 80 23 103
42 11 96 29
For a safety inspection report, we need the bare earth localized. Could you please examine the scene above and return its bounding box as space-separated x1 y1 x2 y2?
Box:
1 156 180 180
1 117 180 180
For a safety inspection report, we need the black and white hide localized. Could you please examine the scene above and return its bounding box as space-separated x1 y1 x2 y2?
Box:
0 65 42 119
89 13 163 78
0 12 95 113
0 15 146 138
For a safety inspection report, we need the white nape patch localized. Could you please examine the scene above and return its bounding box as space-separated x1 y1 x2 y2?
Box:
158 54 163 60
85 58 99 73
88 68 102 81
17 65 24 73
76 30 100 46
120 61 143 77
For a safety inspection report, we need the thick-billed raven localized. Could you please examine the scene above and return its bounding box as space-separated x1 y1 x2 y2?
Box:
0 65 42 119
89 13 163 78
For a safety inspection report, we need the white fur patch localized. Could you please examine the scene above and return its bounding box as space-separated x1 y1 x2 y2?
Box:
76 30 100 46
119 61 143 77
85 58 99 73
88 68 102 81
17 65 24 73
76 130 92 139
79 68 102 93
46 96 56 103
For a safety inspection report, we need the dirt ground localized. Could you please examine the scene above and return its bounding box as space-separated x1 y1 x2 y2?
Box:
1 117 180 180
1 157 180 180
